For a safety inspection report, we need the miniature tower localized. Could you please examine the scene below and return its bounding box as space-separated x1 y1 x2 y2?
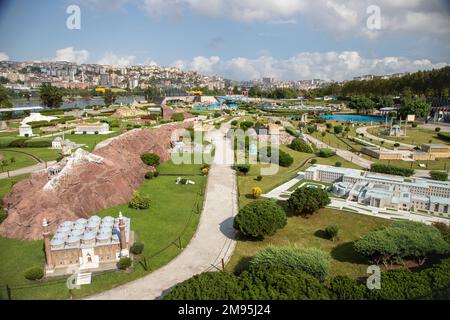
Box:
42 218 54 272
118 212 129 257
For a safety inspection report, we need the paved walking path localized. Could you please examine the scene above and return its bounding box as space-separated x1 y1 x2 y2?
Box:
263 173 304 199
355 126 415 148
0 161 56 180
86 123 238 300
305 134 436 179
305 134 373 169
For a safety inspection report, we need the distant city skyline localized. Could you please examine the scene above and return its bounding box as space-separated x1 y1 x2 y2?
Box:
1 0 449 81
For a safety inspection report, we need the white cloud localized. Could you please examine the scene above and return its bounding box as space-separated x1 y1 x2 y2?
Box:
173 51 448 81
54 47 90 64
97 53 136 66
0 52 9 61
141 0 450 38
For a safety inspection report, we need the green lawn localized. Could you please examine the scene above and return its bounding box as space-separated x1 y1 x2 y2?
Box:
237 145 361 207
31 130 123 153
367 126 448 146
0 150 38 172
4 148 60 162
226 208 390 279
0 160 206 300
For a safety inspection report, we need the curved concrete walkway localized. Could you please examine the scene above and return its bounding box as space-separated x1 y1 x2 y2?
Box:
355 126 415 148
0 161 56 180
87 123 238 300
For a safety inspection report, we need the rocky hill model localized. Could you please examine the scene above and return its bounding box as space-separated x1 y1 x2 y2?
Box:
0 122 191 240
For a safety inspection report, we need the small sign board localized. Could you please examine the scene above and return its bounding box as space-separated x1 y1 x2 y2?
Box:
406 114 416 122
76 272 92 286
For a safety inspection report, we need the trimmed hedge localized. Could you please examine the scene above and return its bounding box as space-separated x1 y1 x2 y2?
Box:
430 171 448 181
318 148 336 158
249 247 331 280
164 272 243 300
24 267 44 281
437 132 450 142
370 163 414 177
289 138 313 153
164 257 450 300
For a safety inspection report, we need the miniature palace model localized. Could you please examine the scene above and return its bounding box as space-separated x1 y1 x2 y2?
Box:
42 212 131 276
306 165 450 217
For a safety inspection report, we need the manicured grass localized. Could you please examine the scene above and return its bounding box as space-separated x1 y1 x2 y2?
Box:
0 174 30 199
4 148 60 162
0 150 38 172
367 126 448 146
32 130 123 153
0 160 206 300
237 145 361 207
226 208 390 279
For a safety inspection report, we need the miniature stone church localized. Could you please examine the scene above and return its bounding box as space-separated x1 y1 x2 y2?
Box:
42 212 132 276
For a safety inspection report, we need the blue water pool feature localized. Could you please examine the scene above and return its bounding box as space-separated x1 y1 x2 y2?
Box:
320 115 387 123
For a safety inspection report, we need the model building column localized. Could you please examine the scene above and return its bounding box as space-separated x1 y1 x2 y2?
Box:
42 218 54 272
118 212 129 257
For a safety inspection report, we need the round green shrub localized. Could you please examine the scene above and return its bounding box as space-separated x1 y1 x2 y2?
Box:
117 257 132 270
335 161 342 167
141 153 160 166
310 159 317 164
233 200 287 239
145 172 154 180
324 225 339 241
129 191 151 210
130 242 144 255
288 139 313 153
288 187 331 216
24 267 44 281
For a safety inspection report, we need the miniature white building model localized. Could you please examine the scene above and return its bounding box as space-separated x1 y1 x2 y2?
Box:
19 124 33 137
306 164 450 217
75 122 110 135
52 137 84 155
21 112 57 125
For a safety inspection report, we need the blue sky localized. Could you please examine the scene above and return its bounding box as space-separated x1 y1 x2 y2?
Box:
0 0 449 81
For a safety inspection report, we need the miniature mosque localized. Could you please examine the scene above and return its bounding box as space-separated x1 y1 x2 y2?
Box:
42 212 132 276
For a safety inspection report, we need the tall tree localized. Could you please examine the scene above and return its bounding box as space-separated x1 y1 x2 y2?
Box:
0 84 13 108
399 96 431 119
103 89 116 106
39 83 63 108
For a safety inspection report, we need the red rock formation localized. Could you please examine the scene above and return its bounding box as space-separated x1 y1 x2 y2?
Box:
0 123 192 240
161 107 194 121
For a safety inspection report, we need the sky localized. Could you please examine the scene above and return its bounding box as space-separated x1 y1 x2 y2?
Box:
0 0 449 81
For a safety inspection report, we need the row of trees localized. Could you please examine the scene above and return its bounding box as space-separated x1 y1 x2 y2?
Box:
311 66 450 98
165 255 450 300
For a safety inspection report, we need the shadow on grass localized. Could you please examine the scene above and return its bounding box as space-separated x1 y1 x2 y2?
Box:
232 256 253 275
330 241 368 265
314 229 329 240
